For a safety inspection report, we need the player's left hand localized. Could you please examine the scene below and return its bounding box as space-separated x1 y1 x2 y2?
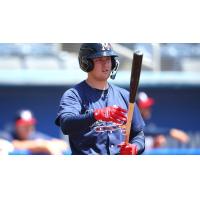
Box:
118 142 138 155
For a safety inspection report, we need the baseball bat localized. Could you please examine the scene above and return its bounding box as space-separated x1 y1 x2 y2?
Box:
124 51 143 144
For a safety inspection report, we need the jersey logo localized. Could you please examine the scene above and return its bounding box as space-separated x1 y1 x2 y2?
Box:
90 121 124 133
101 43 111 51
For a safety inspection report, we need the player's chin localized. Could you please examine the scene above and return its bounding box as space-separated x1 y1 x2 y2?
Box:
99 72 111 80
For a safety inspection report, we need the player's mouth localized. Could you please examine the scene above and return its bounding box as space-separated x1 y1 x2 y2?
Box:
102 69 109 74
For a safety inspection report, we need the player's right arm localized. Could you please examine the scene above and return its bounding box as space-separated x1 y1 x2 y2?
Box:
55 89 127 135
55 89 96 135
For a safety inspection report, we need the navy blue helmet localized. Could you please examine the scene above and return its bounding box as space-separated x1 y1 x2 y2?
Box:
78 43 119 79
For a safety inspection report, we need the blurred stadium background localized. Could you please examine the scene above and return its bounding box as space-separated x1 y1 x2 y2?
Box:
0 43 200 154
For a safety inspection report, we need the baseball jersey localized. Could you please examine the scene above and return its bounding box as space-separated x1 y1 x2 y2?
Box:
55 80 145 155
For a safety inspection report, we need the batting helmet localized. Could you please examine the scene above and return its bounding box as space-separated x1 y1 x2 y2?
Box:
78 43 119 79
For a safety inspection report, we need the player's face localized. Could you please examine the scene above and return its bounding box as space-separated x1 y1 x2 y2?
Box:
140 107 152 120
91 56 112 81
15 124 35 140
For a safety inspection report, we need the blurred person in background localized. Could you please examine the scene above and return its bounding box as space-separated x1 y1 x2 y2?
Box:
137 92 190 150
0 119 14 154
0 109 69 155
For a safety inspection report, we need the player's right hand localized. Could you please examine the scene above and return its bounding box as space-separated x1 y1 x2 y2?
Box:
94 106 127 124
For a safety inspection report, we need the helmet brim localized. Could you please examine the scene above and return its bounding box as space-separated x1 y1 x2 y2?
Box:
88 50 118 59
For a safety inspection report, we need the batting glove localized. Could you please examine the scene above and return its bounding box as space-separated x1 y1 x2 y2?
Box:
94 106 127 124
118 142 138 155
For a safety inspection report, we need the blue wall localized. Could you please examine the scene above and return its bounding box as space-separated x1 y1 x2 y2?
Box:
137 86 200 132
0 84 200 138
0 85 70 138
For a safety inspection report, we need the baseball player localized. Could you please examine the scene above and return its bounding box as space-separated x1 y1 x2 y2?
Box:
137 91 189 149
0 109 68 154
55 43 145 155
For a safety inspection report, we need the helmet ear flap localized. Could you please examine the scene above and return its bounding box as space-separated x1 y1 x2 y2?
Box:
110 57 120 80
79 56 94 72
111 57 119 70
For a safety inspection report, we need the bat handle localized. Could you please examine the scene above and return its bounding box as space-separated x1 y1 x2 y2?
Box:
125 103 134 144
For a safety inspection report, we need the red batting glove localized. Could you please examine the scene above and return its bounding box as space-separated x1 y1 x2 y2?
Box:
94 106 127 124
118 142 138 155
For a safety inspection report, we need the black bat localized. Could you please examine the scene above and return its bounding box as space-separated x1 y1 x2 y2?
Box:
125 51 143 144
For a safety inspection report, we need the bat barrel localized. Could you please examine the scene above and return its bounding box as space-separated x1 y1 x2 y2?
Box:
129 51 143 103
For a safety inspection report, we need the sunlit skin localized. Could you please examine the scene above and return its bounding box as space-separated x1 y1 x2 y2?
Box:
86 56 112 90
140 107 152 120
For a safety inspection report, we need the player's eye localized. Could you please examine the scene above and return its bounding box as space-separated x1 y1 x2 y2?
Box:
96 59 101 62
